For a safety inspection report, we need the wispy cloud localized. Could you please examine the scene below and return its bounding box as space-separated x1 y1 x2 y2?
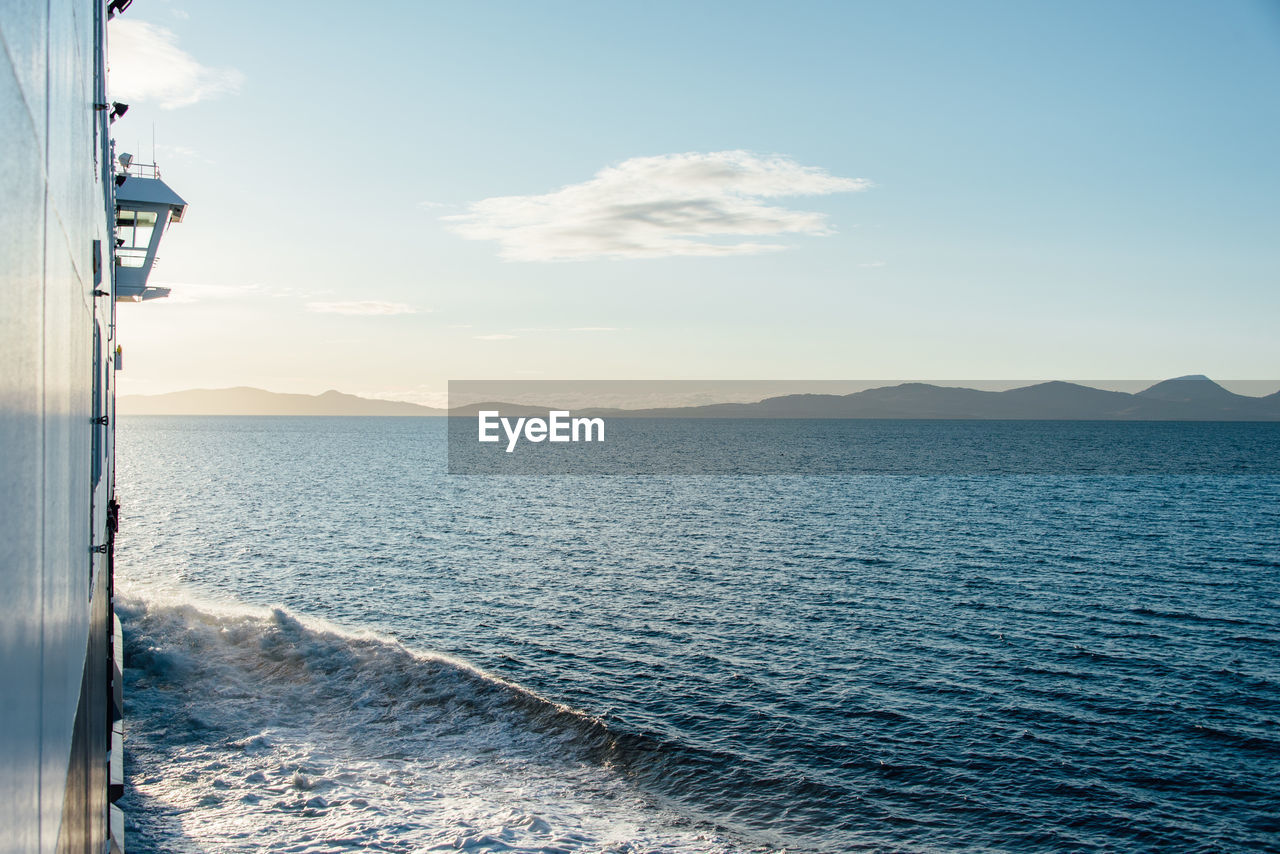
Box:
155 143 212 165
474 333 517 340
445 151 869 262
109 20 243 108
511 326 619 333
858 260 887 268
307 301 418 316
160 281 270 304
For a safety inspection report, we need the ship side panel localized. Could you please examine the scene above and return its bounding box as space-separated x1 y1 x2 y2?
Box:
45 0 101 843
0 5 51 849
0 0 50 156
54 569 110 854
40 214 94 854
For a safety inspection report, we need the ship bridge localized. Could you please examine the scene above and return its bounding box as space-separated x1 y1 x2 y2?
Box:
114 155 187 301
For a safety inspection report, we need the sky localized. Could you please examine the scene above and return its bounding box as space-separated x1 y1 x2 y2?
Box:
107 0 1280 405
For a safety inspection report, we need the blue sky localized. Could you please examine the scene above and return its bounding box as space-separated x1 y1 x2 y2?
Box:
109 0 1280 403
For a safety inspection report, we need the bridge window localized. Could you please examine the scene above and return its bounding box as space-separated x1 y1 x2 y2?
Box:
116 209 156 267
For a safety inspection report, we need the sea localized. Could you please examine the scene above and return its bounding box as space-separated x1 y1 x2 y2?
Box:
114 416 1280 853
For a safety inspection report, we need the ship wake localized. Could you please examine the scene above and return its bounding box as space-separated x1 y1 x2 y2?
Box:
116 595 756 853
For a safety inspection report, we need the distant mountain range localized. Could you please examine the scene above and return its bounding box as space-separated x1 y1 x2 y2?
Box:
118 387 446 416
593 376 1280 420
120 376 1280 420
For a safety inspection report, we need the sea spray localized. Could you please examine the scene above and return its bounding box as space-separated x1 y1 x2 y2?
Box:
117 595 766 853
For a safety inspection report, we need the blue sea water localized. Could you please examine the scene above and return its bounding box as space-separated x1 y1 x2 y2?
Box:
115 417 1280 852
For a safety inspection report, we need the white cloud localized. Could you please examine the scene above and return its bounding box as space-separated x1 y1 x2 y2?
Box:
474 333 517 340
109 20 243 108
569 326 617 332
307 301 418 316
445 151 870 262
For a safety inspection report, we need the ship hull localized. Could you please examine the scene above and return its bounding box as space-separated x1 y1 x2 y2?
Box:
1 2 122 851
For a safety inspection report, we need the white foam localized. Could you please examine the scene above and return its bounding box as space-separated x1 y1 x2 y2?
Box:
118 595 770 853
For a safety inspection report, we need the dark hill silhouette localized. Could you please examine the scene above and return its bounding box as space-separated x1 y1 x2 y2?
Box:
1136 374 1248 410
119 387 445 416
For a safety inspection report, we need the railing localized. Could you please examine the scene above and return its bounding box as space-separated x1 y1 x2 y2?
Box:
118 161 161 179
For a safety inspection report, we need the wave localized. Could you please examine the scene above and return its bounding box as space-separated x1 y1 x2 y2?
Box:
117 595 766 854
